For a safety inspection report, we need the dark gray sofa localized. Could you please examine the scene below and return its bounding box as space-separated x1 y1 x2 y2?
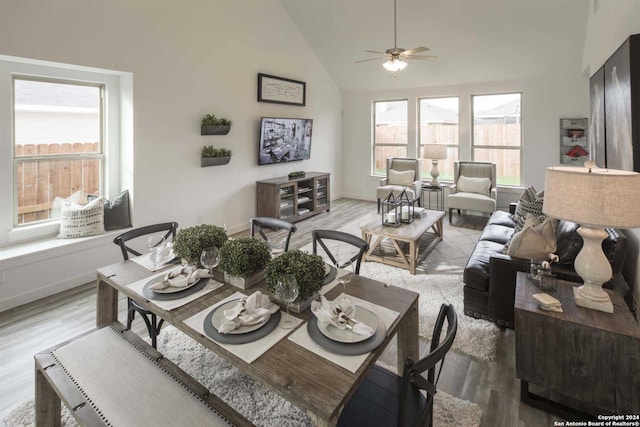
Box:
462 208 629 328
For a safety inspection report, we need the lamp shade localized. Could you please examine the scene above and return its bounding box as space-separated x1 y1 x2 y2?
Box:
543 166 640 228
423 144 448 160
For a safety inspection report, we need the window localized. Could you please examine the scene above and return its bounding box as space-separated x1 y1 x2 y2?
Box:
373 100 408 175
13 77 104 226
0 57 128 245
419 97 459 181
472 93 522 186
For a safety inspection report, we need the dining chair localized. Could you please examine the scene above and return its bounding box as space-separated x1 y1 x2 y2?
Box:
337 304 458 427
113 222 178 348
311 230 369 274
250 217 297 253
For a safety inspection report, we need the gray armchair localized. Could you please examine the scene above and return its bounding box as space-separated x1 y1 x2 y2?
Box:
447 161 497 223
376 157 422 213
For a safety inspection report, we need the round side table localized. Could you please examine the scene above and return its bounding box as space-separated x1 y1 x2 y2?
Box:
421 184 446 211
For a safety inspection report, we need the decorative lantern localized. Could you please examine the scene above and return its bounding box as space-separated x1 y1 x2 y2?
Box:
381 190 402 227
398 187 415 224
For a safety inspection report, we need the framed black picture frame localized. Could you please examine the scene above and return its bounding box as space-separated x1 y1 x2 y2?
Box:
257 73 306 106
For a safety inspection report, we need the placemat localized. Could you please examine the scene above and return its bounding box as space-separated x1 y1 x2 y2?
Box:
131 252 180 272
288 294 400 373
184 291 303 363
128 271 224 311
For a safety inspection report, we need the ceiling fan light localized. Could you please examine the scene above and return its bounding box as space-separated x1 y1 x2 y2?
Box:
382 58 408 72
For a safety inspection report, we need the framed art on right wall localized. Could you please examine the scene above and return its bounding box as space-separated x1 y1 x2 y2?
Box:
596 34 640 172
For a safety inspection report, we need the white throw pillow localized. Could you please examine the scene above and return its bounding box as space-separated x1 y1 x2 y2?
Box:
388 169 415 186
58 197 106 239
457 175 491 196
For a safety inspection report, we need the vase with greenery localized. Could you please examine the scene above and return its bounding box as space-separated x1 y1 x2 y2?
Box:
219 237 271 289
201 114 232 135
265 250 325 312
173 224 228 265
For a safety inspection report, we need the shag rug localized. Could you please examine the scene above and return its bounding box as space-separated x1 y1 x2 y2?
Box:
301 212 501 362
3 326 483 427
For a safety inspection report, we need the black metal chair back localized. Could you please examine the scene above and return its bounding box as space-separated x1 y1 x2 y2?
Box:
114 222 178 261
400 303 458 426
250 217 297 252
337 304 457 427
112 222 178 348
311 230 369 274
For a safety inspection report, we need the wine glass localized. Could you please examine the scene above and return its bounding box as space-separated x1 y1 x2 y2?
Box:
275 275 299 329
200 246 220 276
147 234 165 269
268 236 287 257
337 260 355 294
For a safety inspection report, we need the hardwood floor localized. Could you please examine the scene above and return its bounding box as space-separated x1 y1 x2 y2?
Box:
0 198 556 426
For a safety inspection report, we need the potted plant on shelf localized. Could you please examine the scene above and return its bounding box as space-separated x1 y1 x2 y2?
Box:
219 237 271 289
173 224 228 266
265 249 325 313
201 114 232 135
201 146 232 167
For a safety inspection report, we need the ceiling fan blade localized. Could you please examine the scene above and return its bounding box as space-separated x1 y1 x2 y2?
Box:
364 49 386 54
355 57 387 63
402 46 429 56
404 55 439 60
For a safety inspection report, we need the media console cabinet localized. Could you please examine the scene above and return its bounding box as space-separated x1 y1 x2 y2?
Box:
256 172 330 222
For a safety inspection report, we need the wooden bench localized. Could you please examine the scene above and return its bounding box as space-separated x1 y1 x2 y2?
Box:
35 322 254 426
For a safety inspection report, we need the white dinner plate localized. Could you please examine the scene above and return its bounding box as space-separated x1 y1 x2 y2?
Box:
210 299 270 335
318 306 379 344
148 274 204 294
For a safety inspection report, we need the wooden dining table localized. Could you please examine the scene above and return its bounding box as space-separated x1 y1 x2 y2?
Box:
96 260 419 427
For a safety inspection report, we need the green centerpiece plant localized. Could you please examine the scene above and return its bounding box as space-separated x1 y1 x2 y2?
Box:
173 224 228 265
265 250 325 304
219 237 271 279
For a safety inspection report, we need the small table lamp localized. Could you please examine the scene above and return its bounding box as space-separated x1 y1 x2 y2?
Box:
543 163 640 313
423 144 448 186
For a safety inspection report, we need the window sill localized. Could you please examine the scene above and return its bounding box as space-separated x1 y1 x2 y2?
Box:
0 229 129 270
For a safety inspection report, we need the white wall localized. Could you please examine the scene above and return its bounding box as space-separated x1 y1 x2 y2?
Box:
0 0 342 311
342 72 589 209
582 0 640 316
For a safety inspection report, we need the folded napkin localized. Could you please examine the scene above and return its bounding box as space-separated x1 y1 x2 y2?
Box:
149 265 210 290
154 241 174 264
311 296 374 337
218 291 279 334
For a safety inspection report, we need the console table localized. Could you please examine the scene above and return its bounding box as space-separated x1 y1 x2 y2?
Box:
256 172 330 222
514 272 640 418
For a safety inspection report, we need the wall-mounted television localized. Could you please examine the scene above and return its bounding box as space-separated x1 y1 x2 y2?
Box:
258 117 312 165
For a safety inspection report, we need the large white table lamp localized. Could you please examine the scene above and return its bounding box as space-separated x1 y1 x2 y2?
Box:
543 163 640 313
423 144 448 186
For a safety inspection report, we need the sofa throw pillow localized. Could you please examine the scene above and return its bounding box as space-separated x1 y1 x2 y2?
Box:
507 216 558 260
388 169 415 186
88 190 132 231
58 197 105 239
457 175 491 196
514 186 546 234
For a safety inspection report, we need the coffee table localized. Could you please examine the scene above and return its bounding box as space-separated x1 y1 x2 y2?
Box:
361 210 444 274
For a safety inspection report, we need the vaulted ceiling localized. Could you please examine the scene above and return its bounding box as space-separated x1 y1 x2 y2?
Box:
281 0 590 91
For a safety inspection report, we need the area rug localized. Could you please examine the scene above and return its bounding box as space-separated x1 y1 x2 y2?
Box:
3 326 483 427
300 212 500 362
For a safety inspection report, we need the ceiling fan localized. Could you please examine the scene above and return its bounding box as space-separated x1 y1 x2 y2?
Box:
355 0 438 73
